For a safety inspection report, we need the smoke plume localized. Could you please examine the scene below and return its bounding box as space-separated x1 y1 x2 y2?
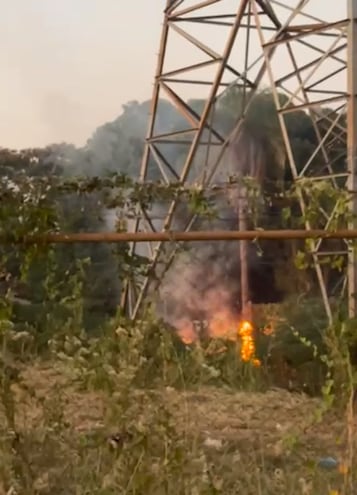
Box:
154 124 283 337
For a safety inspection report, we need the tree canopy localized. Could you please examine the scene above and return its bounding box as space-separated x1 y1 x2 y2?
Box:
0 88 348 332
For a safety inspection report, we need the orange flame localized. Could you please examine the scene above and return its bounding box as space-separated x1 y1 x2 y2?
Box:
177 315 261 366
238 320 261 366
177 325 196 345
209 310 237 341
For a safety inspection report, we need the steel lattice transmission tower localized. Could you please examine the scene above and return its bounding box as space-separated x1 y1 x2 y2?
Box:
122 0 357 323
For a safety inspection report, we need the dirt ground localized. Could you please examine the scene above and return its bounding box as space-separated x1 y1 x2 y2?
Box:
0 361 352 494
15 362 348 466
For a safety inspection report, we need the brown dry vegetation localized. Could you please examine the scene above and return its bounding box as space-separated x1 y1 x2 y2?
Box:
1 360 352 495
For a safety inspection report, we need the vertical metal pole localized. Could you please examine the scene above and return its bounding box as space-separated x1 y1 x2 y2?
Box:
347 0 357 318
120 0 171 315
239 185 251 320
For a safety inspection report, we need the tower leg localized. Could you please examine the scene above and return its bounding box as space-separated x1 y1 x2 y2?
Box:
347 0 357 318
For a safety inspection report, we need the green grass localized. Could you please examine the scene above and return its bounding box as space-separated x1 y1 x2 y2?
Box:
0 329 355 495
0 297 355 494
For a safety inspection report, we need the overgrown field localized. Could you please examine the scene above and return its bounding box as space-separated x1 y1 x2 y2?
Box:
0 314 356 495
0 86 356 493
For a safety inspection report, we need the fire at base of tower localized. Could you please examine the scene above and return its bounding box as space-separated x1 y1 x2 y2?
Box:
178 315 261 367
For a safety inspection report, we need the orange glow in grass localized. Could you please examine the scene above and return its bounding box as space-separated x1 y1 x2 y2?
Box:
238 320 261 366
177 316 261 367
177 326 196 345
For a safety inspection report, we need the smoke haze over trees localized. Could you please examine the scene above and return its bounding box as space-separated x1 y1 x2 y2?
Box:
0 88 347 332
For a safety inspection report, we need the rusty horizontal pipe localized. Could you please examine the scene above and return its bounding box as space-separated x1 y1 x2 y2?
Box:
2 229 357 244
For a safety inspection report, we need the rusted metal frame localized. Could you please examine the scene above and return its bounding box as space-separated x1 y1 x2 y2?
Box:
286 20 348 37
159 82 203 127
318 202 338 223
252 0 333 322
131 0 251 319
279 83 347 139
263 21 347 49
239 183 250 316
294 172 347 182
162 59 218 78
152 215 197 292
274 88 346 148
274 45 346 87
173 0 221 17
306 89 346 96
169 18 257 87
145 209 303 221
316 102 347 123
278 95 347 114
314 151 348 177
296 102 344 179
166 0 185 15
241 0 252 112
311 173 348 181
174 14 236 22
202 1 305 186
200 94 217 185
346 0 357 317
148 145 171 184
224 64 256 87
141 207 158 235
177 13 284 31
305 65 347 92
285 42 339 188
121 1 172 311
238 0 253 317
149 128 197 141
159 82 225 142
255 0 282 28
178 19 234 27
200 21 278 30
150 145 180 181
127 285 133 317
298 38 346 65
192 9 304 207
314 201 349 252
5 229 357 244
305 185 350 299
202 65 269 186
270 0 346 37
297 169 347 229
168 21 256 87
148 132 197 144
150 139 222 145
340 274 348 300
169 22 222 59
314 250 348 256
161 77 233 86
161 76 253 88
281 32 346 109
137 5 171 183
325 131 347 151
318 206 345 229
149 66 274 296
278 84 346 129
202 37 301 185
290 104 345 246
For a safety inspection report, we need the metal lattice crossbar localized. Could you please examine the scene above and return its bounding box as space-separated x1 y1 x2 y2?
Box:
121 0 357 322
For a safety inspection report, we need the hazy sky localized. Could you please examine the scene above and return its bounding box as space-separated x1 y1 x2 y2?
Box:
0 1 344 149
0 0 163 148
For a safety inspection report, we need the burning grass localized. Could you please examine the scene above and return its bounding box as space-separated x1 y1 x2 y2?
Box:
0 305 353 494
2 361 353 494
178 313 262 367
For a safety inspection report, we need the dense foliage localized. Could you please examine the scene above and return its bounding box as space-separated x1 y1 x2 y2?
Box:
0 88 356 494
0 89 348 327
